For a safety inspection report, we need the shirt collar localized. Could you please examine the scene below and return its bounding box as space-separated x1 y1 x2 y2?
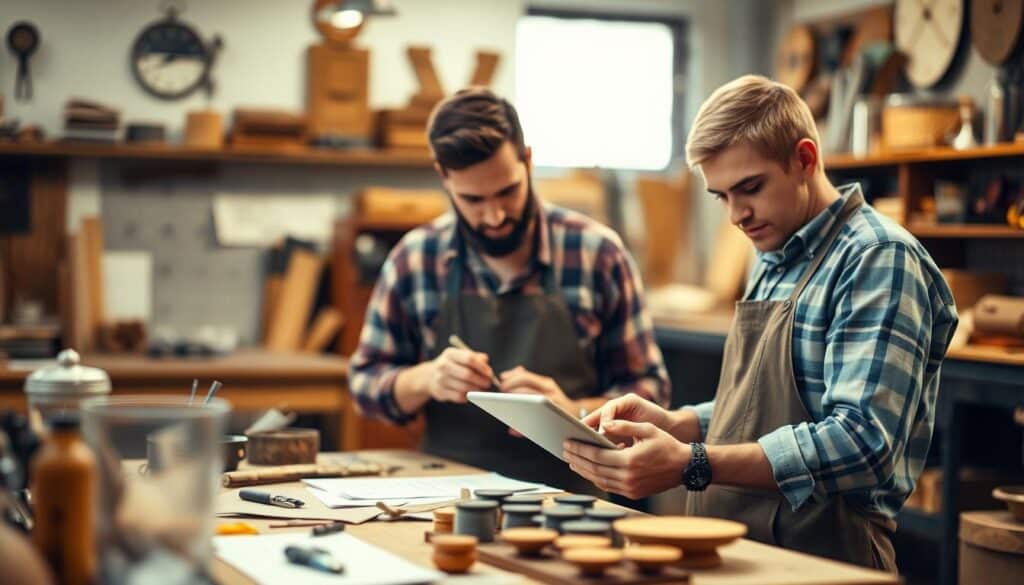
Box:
759 183 860 266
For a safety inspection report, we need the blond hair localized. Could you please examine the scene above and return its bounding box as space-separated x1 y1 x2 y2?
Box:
685 75 821 171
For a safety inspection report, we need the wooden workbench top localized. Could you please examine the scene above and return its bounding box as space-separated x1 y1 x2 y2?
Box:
212 450 898 585
0 349 348 383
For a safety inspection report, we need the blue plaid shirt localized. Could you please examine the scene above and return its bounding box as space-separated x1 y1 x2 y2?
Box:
689 184 958 520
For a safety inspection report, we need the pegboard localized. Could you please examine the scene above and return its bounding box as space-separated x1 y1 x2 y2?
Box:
98 162 436 345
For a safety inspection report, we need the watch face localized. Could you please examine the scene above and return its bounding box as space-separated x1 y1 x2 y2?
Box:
131 21 207 99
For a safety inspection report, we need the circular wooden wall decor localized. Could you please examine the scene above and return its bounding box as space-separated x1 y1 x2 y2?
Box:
776 25 817 93
972 0 1024 65
895 0 966 87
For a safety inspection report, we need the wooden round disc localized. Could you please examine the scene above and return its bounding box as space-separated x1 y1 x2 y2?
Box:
554 535 612 551
614 516 747 550
501 527 558 555
432 534 478 554
972 0 1024 65
563 547 623 576
776 25 817 93
624 544 683 564
895 0 966 88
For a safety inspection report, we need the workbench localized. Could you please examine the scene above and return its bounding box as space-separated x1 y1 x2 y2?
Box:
0 349 350 449
212 450 899 585
653 312 1024 585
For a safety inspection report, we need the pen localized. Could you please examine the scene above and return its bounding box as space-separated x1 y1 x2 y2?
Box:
239 489 305 509
448 334 502 389
285 545 345 574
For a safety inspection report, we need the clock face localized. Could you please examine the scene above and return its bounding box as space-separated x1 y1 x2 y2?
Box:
131 21 208 99
895 0 965 88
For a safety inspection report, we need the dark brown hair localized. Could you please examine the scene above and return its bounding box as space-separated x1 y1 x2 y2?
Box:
427 87 528 172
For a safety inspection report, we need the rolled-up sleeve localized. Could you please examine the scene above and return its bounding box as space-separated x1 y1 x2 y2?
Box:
348 247 420 425
684 400 715 440
758 243 944 510
593 240 671 407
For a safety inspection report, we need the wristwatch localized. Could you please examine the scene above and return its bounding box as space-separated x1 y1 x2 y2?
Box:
682 442 712 491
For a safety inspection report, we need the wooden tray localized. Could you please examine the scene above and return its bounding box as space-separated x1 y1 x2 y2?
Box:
477 540 690 585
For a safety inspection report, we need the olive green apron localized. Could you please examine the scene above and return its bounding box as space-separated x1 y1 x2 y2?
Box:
685 192 898 572
422 227 602 494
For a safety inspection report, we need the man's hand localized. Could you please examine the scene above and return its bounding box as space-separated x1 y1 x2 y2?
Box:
562 420 691 500
499 366 575 413
426 347 495 403
580 394 672 434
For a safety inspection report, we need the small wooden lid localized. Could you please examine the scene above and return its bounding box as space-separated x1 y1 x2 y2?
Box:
563 547 623 571
501 527 559 546
432 534 478 553
624 544 682 563
433 507 456 522
555 535 612 550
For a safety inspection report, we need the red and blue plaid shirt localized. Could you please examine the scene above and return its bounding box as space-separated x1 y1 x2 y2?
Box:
349 202 671 423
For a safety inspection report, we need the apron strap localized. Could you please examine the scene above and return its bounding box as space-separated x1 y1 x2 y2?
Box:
787 191 864 303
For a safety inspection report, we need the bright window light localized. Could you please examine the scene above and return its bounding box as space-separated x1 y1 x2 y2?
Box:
516 15 675 170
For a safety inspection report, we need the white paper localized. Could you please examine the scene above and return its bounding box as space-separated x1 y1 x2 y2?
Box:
304 487 454 510
214 532 442 585
103 251 153 321
213 194 338 247
303 472 560 501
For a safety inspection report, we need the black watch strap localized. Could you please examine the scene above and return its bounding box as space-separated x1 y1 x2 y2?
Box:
682 442 712 491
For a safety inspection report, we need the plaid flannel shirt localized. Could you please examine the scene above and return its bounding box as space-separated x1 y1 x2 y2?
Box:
688 184 958 520
350 202 671 424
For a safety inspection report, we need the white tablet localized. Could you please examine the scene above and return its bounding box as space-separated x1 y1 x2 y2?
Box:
467 392 618 460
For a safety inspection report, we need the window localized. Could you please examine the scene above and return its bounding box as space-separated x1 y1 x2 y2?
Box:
515 12 684 170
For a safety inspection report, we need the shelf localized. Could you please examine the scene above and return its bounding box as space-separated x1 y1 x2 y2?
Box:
0 141 435 168
906 223 1024 239
827 143 1024 170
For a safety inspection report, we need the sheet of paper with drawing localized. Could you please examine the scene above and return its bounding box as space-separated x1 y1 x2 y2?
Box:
214 532 442 585
467 392 618 461
303 473 560 501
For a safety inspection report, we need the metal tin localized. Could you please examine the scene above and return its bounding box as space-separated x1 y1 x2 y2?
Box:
542 505 584 533
501 504 542 529
585 508 628 546
454 500 498 542
561 519 611 538
554 494 596 509
25 349 111 423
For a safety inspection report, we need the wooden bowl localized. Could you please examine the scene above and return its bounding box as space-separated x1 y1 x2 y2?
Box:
562 547 623 577
500 527 558 556
614 516 746 569
554 534 612 551
624 545 682 574
993 486 1024 522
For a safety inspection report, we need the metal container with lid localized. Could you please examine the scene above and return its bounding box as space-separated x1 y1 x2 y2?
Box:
25 349 111 423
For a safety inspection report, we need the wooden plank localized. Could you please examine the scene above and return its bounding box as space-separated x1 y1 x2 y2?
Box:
67 233 94 352
264 249 323 352
476 541 690 585
80 217 105 341
947 344 1024 367
302 307 345 353
0 142 434 168
907 224 1024 239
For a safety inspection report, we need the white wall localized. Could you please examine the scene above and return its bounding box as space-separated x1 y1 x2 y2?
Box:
1 0 521 140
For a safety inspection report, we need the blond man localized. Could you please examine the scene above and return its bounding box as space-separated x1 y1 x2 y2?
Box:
563 75 958 570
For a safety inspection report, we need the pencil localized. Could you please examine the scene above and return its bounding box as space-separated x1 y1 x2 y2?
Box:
448 334 502 388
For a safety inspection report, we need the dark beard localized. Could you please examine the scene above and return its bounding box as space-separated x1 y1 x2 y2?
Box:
454 184 537 258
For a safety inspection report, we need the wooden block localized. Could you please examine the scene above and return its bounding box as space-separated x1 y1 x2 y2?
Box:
302 307 345 353
247 428 320 465
308 45 372 140
407 46 445 103
67 234 94 352
80 216 105 343
470 51 501 87
264 248 323 352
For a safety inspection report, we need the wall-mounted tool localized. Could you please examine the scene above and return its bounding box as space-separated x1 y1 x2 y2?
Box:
5 22 39 101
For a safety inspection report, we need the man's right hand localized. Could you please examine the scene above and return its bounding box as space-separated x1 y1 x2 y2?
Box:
426 347 496 403
582 394 702 444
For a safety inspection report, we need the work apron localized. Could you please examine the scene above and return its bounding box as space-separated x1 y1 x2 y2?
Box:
685 192 898 572
422 231 602 494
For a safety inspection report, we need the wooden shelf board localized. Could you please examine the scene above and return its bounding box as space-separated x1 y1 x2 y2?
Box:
827 143 1024 170
907 224 1024 239
0 141 434 168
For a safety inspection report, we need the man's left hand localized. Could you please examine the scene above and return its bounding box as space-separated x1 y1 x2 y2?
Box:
562 420 692 500
499 366 575 413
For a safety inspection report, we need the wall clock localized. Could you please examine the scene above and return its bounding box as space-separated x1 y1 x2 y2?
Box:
130 4 222 100
894 0 965 88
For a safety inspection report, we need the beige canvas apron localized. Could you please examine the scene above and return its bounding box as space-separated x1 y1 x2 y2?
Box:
685 192 898 572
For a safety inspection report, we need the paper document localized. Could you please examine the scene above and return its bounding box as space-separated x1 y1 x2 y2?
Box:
304 487 453 510
304 472 560 501
215 532 442 585
213 194 337 246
